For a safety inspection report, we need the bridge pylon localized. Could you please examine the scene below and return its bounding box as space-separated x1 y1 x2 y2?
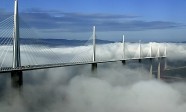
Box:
122 35 126 65
138 40 142 63
164 43 167 70
92 26 97 72
11 0 23 88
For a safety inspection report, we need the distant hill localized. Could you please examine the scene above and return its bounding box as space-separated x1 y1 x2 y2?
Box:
0 38 115 46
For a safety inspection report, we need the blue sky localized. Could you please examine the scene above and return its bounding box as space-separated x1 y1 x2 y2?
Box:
0 0 186 42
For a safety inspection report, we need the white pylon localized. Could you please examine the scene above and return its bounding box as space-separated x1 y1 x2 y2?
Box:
150 43 152 58
164 43 167 69
164 43 167 57
92 26 96 62
139 40 141 59
13 0 21 68
123 35 125 60
157 46 160 58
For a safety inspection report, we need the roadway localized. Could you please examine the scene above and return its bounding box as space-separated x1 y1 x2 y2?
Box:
0 56 166 73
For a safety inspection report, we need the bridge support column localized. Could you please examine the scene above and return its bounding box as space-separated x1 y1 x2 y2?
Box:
11 70 23 89
164 58 167 70
157 61 161 79
122 60 126 65
149 59 153 79
150 64 153 79
91 63 97 72
139 59 142 63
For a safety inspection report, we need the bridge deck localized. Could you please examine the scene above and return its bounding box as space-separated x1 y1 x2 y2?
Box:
0 56 166 73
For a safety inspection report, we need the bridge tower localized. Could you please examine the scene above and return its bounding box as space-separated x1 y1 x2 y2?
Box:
164 43 167 69
92 26 97 72
122 35 126 64
139 40 142 63
11 0 23 88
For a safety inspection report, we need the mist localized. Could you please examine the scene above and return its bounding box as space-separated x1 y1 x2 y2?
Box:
0 42 186 112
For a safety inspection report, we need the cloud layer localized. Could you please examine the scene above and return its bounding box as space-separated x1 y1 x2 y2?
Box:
0 63 186 112
0 42 186 67
0 43 186 112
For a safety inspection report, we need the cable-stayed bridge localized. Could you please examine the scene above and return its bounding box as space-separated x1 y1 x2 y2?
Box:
1 0 183 88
